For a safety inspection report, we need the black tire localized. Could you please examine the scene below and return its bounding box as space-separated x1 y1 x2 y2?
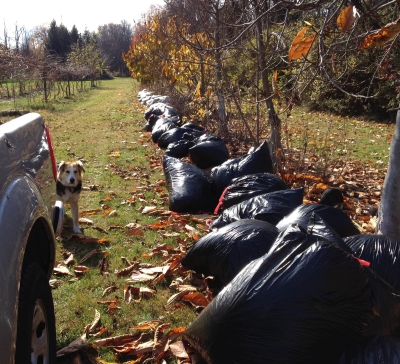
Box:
15 262 56 364
319 187 344 207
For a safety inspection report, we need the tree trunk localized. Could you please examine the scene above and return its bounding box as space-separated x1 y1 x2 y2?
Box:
214 3 229 139
376 106 400 237
253 2 282 171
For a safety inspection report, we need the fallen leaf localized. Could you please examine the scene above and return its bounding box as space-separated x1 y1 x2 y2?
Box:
73 265 89 276
79 217 94 225
102 286 117 297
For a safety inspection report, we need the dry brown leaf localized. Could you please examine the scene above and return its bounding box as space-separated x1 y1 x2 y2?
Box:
130 320 163 331
167 290 194 306
127 271 158 283
184 225 201 241
93 333 142 347
82 237 110 244
79 249 108 264
169 341 189 360
91 226 109 234
360 17 400 50
79 217 94 225
99 256 109 275
126 228 144 236
63 253 75 266
107 302 122 313
181 292 210 309
288 26 316 62
140 287 156 298
79 209 102 216
53 264 74 276
115 262 140 277
73 265 89 276
102 286 117 297
272 69 280 98
142 206 157 214
337 5 357 33
86 309 101 335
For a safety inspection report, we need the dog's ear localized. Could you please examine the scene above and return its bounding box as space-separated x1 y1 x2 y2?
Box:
77 160 85 173
57 161 66 172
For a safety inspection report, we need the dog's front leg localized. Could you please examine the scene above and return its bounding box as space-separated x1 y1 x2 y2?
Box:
70 201 82 234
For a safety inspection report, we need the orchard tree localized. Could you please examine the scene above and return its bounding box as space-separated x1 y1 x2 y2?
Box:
98 21 133 75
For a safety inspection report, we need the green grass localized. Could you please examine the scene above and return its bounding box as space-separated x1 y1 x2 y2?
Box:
0 77 394 362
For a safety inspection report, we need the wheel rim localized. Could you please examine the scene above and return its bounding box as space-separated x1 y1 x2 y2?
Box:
31 299 49 364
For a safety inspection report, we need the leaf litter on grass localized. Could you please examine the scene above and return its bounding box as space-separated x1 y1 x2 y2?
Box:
51 79 391 363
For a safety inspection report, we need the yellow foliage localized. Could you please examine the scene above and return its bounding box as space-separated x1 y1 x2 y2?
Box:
123 13 214 92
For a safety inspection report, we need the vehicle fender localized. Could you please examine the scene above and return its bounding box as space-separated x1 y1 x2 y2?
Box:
0 174 55 364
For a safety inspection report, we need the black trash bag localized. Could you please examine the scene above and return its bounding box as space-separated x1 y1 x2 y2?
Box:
164 139 195 158
319 187 344 206
142 121 153 132
144 103 178 120
181 219 279 293
214 172 288 213
188 140 229 169
158 127 204 149
183 224 377 364
210 141 274 195
181 122 205 132
151 117 179 143
338 336 400 364
210 187 304 229
344 234 400 291
144 102 168 119
163 107 181 121
276 204 360 238
163 155 219 213
196 133 223 142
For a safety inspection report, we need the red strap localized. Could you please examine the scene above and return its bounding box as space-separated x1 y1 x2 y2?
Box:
214 187 229 214
355 257 371 267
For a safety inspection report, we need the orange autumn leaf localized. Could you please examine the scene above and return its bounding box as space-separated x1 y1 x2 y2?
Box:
288 27 316 62
126 228 144 236
181 292 210 308
80 208 102 216
81 237 110 244
130 320 163 331
360 18 400 50
337 5 357 33
272 69 280 98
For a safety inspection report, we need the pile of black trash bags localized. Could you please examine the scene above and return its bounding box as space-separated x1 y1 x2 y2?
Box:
139 90 400 364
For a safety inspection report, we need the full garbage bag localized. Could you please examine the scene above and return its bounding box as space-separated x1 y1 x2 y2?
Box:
163 155 219 213
338 336 400 364
276 204 360 238
151 117 179 143
344 234 400 291
210 187 304 229
214 173 288 213
158 127 204 149
210 141 274 194
164 139 195 158
196 133 223 142
182 223 377 364
189 140 229 169
180 122 205 132
181 219 279 293
143 102 178 120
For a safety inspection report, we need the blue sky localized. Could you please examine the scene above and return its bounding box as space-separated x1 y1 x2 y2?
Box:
2 0 165 35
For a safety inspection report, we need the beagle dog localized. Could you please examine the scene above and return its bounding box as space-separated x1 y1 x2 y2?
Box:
56 160 84 234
